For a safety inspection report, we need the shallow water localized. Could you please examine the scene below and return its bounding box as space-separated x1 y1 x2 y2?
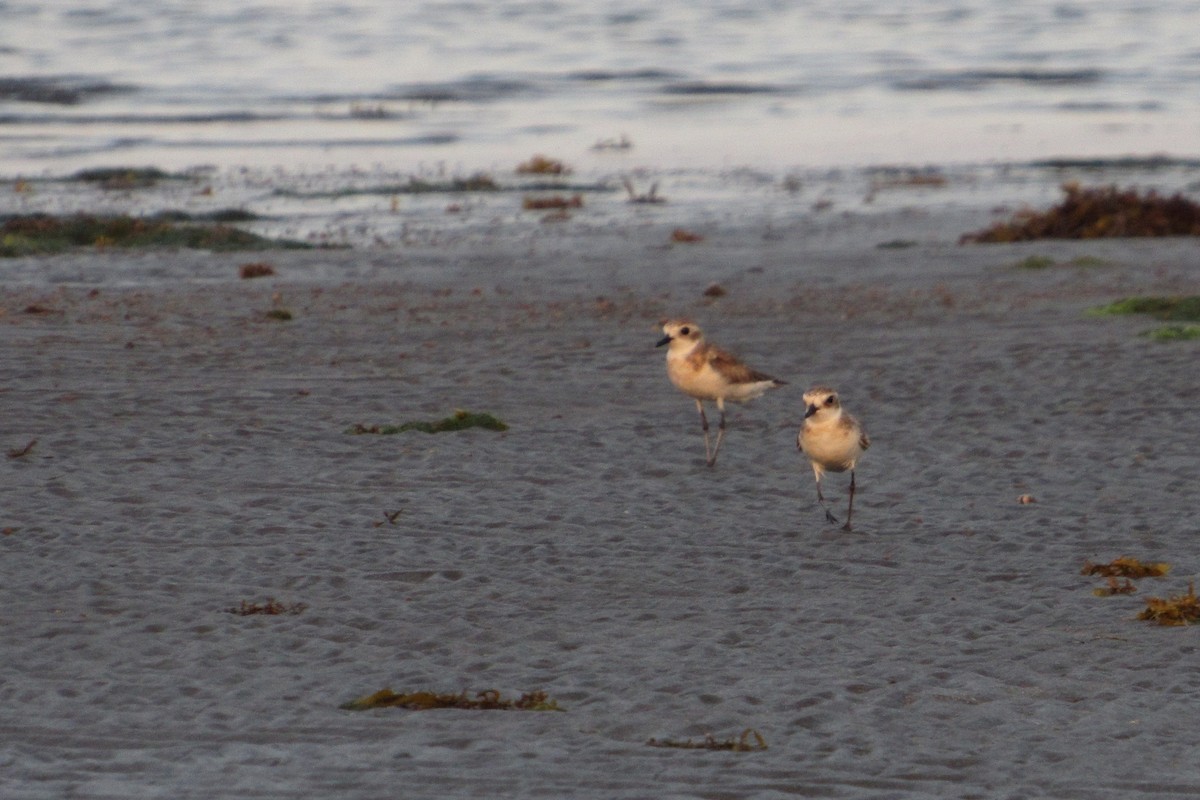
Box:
3 0 1200 175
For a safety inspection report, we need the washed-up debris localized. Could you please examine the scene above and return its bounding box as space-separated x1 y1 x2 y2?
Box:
226 598 308 616
239 262 276 279
1138 583 1200 626
7 439 37 458
516 155 570 175
1093 577 1138 597
622 178 665 204
347 410 508 435
961 183 1200 242
523 195 583 210
373 510 403 527
1081 556 1170 579
71 167 183 190
647 728 768 752
340 689 562 712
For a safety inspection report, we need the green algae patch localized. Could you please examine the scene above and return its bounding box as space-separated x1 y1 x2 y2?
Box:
1088 296 1200 322
1142 324 1200 342
1088 296 1200 342
0 213 311 256
340 689 562 712
347 410 508 435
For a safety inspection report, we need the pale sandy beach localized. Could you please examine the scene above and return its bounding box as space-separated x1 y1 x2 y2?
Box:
3 184 1200 798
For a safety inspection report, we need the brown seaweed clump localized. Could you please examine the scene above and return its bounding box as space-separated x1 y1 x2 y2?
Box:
516 155 570 175
1138 583 1200 626
340 689 562 712
522 195 583 210
239 261 276 279
1093 577 1138 597
1081 556 1170 579
961 183 1200 243
347 410 508 435
227 598 307 616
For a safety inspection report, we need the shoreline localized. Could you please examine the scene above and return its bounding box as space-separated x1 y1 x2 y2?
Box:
5 156 1200 259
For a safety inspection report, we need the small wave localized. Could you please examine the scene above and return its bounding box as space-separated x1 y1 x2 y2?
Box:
156 134 461 149
894 68 1104 91
568 69 682 83
0 112 291 126
1056 100 1163 112
388 77 537 103
0 76 134 105
1029 155 1200 170
28 137 152 159
660 81 785 96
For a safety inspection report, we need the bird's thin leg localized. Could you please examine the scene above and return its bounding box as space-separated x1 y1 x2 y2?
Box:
815 471 838 524
842 469 856 532
708 400 727 467
695 400 713 465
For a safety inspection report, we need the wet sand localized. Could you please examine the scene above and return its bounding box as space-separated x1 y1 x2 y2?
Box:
3 199 1200 798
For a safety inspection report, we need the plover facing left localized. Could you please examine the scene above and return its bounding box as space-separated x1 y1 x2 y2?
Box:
657 319 785 467
797 386 870 531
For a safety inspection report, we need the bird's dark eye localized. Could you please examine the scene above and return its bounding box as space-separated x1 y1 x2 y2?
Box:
679 326 690 335
825 396 836 406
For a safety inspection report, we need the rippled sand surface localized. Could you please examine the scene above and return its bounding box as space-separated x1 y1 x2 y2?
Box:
3 191 1199 797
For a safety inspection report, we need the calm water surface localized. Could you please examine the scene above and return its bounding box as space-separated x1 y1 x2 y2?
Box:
3 0 1200 176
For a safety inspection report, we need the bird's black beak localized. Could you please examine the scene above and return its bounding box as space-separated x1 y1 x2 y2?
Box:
804 404 819 418
655 335 672 347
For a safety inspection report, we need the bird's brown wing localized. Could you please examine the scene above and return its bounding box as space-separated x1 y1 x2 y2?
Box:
840 413 870 451
707 345 778 385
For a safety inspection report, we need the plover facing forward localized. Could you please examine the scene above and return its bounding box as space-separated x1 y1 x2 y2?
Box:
657 319 785 467
797 386 870 531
